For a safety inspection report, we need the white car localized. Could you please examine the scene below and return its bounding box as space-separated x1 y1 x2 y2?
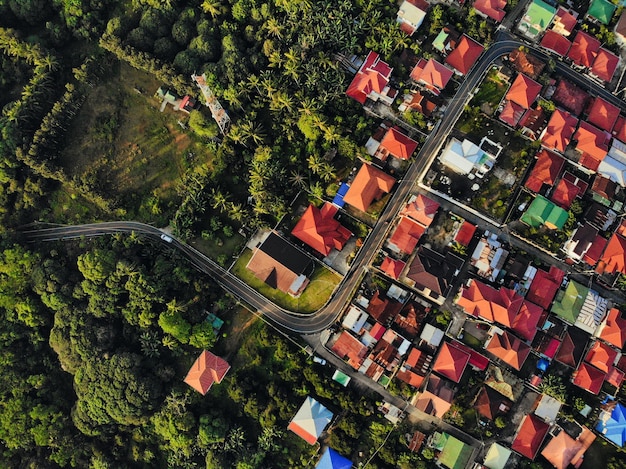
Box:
160 234 173 243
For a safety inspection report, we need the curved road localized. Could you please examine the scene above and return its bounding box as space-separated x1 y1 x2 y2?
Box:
20 35 614 334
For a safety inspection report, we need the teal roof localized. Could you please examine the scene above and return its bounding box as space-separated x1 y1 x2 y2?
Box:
433 30 449 52
434 433 473 469
521 195 568 229
550 280 589 324
521 0 556 35
588 0 616 24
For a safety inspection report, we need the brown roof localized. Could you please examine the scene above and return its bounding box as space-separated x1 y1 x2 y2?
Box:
331 331 367 369
366 290 403 323
344 163 396 212
509 49 546 79
474 385 512 420
485 330 531 371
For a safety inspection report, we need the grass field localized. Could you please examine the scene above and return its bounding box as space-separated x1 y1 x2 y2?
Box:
471 68 509 111
232 249 340 313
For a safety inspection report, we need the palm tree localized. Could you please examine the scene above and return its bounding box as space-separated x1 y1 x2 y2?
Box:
289 170 307 189
210 188 230 211
201 0 223 18
240 120 265 146
307 154 323 174
228 202 246 223
265 17 283 39
247 74 261 94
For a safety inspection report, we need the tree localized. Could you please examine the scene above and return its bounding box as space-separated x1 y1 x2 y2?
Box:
201 0 223 19
188 110 219 139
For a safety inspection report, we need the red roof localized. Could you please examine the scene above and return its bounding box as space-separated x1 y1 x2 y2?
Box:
445 34 485 75
331 331 367 369
396 368 425 388
573 362 605 394
379 127 419 160
607 366 625 388
457 279 523 328
292 203 351 256
551 178 580 209
575 121 609 171
586 340 618 373
512 414 550 459
526 266 565 309
584 232 608 265
567 31 601 68
614 116 626 144
554 7 578 35
587 97 620 132
410 58 454 91
184 350 230 395
486 330 531 371
401 194 440 227
499 100 526 126
506 74 542 109
541 109 578 152
541 30 572 56
596 233 626 275
599 308 626 349
511 300 543 342
389 217 426 254
346 51 392 104
473 0 507 21
592 48 619 83
451 339 490 371
344 163 396 212
432 342 471 383
553 80 589 116
380 256 406 279
525 149 564 192
455 221 477 246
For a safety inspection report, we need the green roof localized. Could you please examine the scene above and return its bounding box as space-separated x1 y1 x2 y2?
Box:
520 195 568 230
550 280 589 324
433 30 449 52
332 370 351 387
520 0 556 35
483 443 512 469
587 0 616 24
434 433 473 469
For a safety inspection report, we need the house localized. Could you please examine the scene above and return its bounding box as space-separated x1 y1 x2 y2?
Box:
551 177 582 209
483 443 512 469
572 361 605 394
509 48 546 80
591 174 617 202
525 266 566 309
575 121 610 171
520 195 568 230
586 339 618 373
553 80 591 116
380 256 406 279
396 348 429 388
563 222 601 262
454 220 477 246
485 330 531 371
439 137 498 176
518 0 557 39
540 109 578 153
598 139 626 186
445 35 485 76
431 432 473 469
474 385 512 420
433 26 461 54
341 304 369 333
598 308 626 349
414 375 456 418
551 6 578 36
615 11 626 45
587 0 616 25
499 101 526 127
288 396 333 445
401 194 440 227
343 163 396 212
555 326 589 368
512 300 543 342
246 232 315 296
511 414 550 459
410 58 454 95
316 447 352 469
506 74 542 109
551 280 607 330
397 0 429 36
525 149 564 192
470 235 509 281
371 127 419 161
591 48 620 83
183 350 230 395
567 31 601 68
540 426 596 469
596 402 626 447
406 248 463 304
432 342 471 383
457 279 523 328
587 97 620 133
534 394 562 423
541 30 572 56
346 51 395 105
398 91 439 116
596 232 626 275
330 331 368 369
388 216 426 254
473 0 507 22
292 203 352 257
366 290 403 323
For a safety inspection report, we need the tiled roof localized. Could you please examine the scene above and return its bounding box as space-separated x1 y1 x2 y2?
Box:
591 48 619 83
584 234 608 266
499 100 526 127
587 0 616 25
184 351 230 395
506 74 542 109
457 279 522 328
486 330 531 371
587 97 620 132
572 361 605 394
585 339 618 373
346 51 392 104
596 233 626 275
541 426 596 469
379 127 419 160
511 300 543 342
292 203 351 256
555 328 588 367
366 290 403 323
525 149 564 192
344 163 396 212
567 31 601 68
473 0 507 21
512 414 550 460
410 58 454 90
540 109 578 152
541 30 572 56
445 34 485 75
616 11 626 38
475 385 512 420
432 342 471 383
613 116 626 144
455 221 477 246
401 194 440 227
553 80 589 116
553 7 578 35
599 308 626 349
331 331 368 369
525 266 564 309
389 216 426 254
575 121 610 171
509 49 546 79
551 178 580 209
380 256 406 279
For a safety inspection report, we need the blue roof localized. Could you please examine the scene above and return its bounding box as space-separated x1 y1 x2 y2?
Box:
596 403 626 447
316 448 352 469
332 183 350 208
537 358 549 371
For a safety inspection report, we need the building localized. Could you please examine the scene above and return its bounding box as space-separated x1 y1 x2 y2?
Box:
568 31 601 68
596 402 626 447
433 26 461 54
316 447 352 469
401 194 440 227
551 6 578 36
587 0 616 25
575 121 610 171
591 48 620 83
615 11 626 45
292 203 352 257
410 58 454 95
596 233 626 275
406 247 463 304
343 163 396 212
346 51 395 105
541 30 572 56
414 375 455 418
509 48 546 79
540 425 596 469
431 432 473 469
483 443 512 469
485 329 531 371
331 331 368 369
511 414 550 459
246 232 315 296
473 0 507 22
184 350 230 395
518 0 557 39
598 308 626 349
397 0 429 36
525 149 564 193
439 137 499 176
563 223 602 263
587 97 620 133
457 279 522 328
288 396 333 445
540 109 578 153
379 257 406 279
445 35 485 76
371 127 419 161
573 361 606 394
506 74 542 109
388 217 426 254
474 385 512 420
432 342 471 383
520 195 568 230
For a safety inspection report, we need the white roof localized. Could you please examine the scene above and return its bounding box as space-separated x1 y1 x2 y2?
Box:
289 396 333 442
535 394 562 422
483 443 512 469
398 0 427 28
342 304 368 333
440 138 482 174
599 155 626 187
420 323 444 346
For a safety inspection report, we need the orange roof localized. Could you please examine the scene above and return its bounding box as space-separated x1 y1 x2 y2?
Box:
541 30 572 56
389 217 425 254
567 31 601 68
613 116 626 144
572 361 605 394
346 51 392 104
414 375 455 418
511 300 543 342
585 340 618 373
473 0 507 21
445 34 484 75
506 74 542 109
457 279 522 328
551 178 580 209
379 127 419 160
587 97 619 132
499 100 525 126
592 48 619 83
396 368 425 388
344 163 396 212
380 256 406 279
526 266 565 309
541 109 578 153
596 233 626 275
485 330 531 371
575 121 609 171
410 58 453 91
432 342 471 383
292 203 351 256
512 414 550 460
331 331 367 369
525 149 564 192
599 308 626 349
184 350 230 395
401 194 440 227
541 427 596 469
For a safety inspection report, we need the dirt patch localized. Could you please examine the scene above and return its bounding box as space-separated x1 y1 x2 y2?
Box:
216 307 259 359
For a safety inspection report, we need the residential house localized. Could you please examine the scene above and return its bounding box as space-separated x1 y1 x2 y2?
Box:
469 234 509 281
551 280 608 332
343 163 396 212
553 79 590 116
396 347 430 388
568 31 601 68
288 396 333 445
506 74 542 109
540 425 596 469
398 91 439 116
439 137 499 176
316 448 353 469
540 109 578 153
518 0 557 40
509 48 546 79
346 51 395 105
520 195 568 230
550 173 586 209
596 232 626 275
401 194 440 226
292 203 352 257
410 58 454 95
414 375 455 418
616 116 626 144
388 217 426 254
587 0 616 25
445 34 485 76
525 149 564 193
596 402 626 447
615 11 626 46
454 220 477 247
366 290 403 324
184 350 230 395
473 0 507 22
555 327 589 368
330 331 368 369
575 121 610 171
585 339 618 374
368 127 419 161
563 222 602 263
485 329 531 371
551 6 578 36
432 342 471 383
511 414 550 459
433 26 461 54
406 247 463 304
474 385 512 420
591 48 620 83
379 256 406 279
483 443 512 469
457 279 522 328
397 0 429 36
246 232 315 296
541 30 572 56
597 307 626 349
587 97 620 133
430 432 473 469
533 393 562 423
572 361 606 394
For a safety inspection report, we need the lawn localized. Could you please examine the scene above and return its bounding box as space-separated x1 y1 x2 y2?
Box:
231 249 340 313
470 68 509 112
191 232 246 266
